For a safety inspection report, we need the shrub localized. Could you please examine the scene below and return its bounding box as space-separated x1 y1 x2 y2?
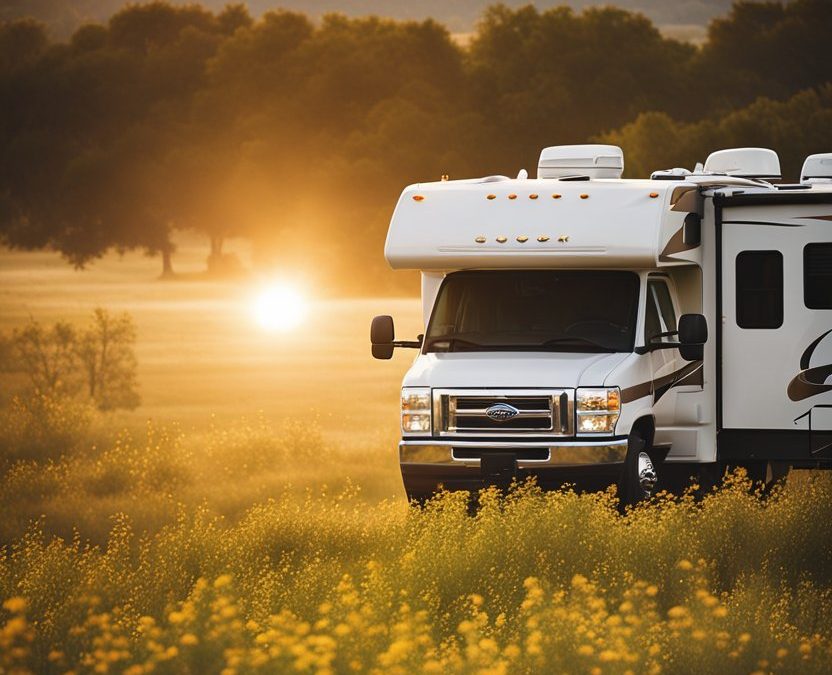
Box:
2 308 140 413
0 393 93 468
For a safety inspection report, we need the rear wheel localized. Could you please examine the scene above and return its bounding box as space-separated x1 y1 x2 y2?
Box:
619 427 658 508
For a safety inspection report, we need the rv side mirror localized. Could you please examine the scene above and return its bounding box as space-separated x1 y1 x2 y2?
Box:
678 313 707 361
371 315 395 360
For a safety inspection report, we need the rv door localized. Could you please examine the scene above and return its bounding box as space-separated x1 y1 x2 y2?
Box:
719 209 832 461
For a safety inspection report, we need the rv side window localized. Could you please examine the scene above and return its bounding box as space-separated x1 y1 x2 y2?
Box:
645 279 676 343
736 251 783 329
804 243 832 309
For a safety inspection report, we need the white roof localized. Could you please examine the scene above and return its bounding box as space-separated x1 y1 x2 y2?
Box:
384 177 686 271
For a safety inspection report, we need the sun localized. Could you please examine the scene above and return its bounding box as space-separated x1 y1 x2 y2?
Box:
252 283 307 332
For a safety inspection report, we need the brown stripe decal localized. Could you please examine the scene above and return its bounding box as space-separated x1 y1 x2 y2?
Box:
797 215 832 222
621 360 704 404
787 364 832 401
788 330 832 401
658 215 700 262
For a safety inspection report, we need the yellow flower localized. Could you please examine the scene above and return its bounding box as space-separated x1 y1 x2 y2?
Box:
2 597 27 613
712 606 729 618
738 632 751 644
503 644 521 659
667 606 688 619
571 574 588 588
180 633 199 646
676 560 693 571
776 647 789 659
645 585 658 597
479 637 498 653
577 645 594 656
214 575 232 589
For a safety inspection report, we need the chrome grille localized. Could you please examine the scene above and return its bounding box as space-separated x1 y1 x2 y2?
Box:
433 389 574 437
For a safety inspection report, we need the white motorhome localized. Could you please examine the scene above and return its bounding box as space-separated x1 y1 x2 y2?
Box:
371 145 832 504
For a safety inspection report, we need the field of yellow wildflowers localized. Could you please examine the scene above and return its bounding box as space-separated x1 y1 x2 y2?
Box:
1 254 831 674
1 412 832 674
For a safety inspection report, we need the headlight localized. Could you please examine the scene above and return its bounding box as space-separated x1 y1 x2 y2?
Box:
576 387 620 434
401 387 431 434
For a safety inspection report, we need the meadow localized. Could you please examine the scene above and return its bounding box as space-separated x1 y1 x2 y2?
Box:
1 244 831 674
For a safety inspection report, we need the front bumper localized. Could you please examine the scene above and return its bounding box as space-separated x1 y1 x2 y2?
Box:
400 439 628 497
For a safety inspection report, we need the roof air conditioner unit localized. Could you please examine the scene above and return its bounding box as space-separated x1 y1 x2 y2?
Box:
538 144 624 179
703 147 781 180
801 153 832 183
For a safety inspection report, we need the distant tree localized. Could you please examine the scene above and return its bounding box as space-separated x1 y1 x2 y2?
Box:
77 309 140 410
5 310 140 411
691 0 832 119
599 86 832 180
0 1 830 290
10 321 82 397
466 4 696 172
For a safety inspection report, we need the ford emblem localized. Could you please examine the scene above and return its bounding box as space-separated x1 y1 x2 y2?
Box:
485 403 520 422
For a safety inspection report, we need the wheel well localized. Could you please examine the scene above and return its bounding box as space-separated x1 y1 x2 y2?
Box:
631 416 655 449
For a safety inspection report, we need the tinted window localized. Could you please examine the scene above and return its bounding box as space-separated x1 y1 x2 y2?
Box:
804 243 832 309
736 251 783 328
425 271 640 353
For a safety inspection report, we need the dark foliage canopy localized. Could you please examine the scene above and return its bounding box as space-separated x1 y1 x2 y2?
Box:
0 1 830 291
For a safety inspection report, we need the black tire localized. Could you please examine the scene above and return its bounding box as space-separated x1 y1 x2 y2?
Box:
618 427 657 509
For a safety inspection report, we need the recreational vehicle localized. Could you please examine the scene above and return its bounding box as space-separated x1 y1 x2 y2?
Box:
370 145 832 504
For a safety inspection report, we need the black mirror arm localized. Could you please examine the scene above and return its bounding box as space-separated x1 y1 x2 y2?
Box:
393 339 422 349
634 330 680 355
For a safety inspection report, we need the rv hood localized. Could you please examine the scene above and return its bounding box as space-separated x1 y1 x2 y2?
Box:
402 351 630 389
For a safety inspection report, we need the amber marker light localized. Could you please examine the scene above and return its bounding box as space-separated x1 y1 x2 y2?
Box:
552 193 562 199
475 236 486 243
580 193 589 199
496 235 507 243
508 194 517 200
537 235 550 242
649 192 659 198
517 235 528 243
487 194 496 200
412 195 424 201
529 194 539 200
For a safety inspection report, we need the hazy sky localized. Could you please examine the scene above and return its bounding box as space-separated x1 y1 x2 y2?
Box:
3 0 734 37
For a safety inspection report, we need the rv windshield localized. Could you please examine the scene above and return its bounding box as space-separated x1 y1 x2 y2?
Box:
425 270 640 353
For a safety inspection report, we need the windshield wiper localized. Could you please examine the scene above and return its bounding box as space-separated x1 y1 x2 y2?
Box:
538 336 616 352
424 335 489 351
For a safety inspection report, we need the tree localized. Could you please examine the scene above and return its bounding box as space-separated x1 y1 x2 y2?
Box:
77 309 140 411
4 310 140 411
10 321 82 397
599 86 832 181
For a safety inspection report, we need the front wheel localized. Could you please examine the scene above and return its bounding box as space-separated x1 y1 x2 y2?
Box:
619 428 658 508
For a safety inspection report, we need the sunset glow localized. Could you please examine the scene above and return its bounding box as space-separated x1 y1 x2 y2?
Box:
252 283 307 332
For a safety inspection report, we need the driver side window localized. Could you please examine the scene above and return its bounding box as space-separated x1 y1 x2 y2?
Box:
645 279 677 343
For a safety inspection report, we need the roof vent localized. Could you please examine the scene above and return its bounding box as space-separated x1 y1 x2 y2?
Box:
801 153 832 183
703 147 781 180
538 144 624 180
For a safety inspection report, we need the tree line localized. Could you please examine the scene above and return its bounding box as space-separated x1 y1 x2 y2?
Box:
0 1 830 291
